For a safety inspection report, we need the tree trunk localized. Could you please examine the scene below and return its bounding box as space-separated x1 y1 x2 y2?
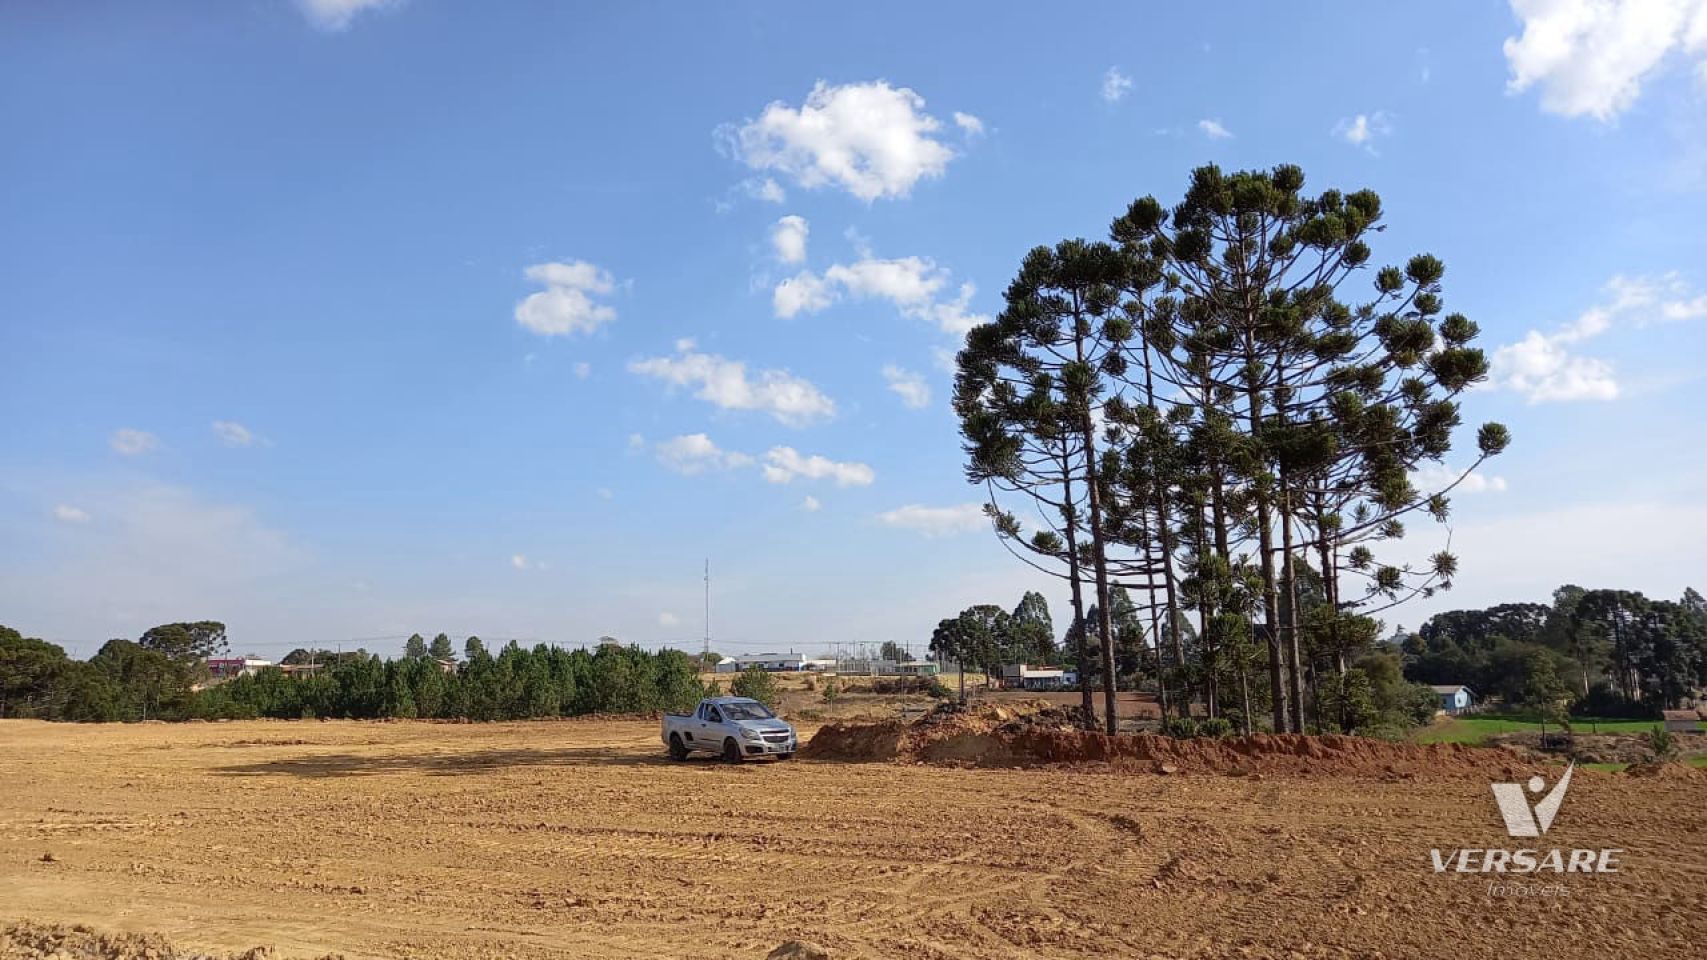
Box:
1059 466 1094 729
1083 433 1118 736
1278 488 1305 733
1073 311 1118 736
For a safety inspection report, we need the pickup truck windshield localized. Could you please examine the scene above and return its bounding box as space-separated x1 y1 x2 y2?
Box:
722 703 775 721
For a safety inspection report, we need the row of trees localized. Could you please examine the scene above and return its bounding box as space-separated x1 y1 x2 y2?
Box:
1404 585 1707 715
927 589 1150 691
203 640 704 720
956 163 1509 734
927 590 1057 690
1 622 232 721
0 623 705 722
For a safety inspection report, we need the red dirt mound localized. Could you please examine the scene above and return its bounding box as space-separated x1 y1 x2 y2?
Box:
798 718 907 761
804 701 1538 779
0 922 342 960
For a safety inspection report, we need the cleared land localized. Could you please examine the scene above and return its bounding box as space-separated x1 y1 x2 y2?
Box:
2 719 1705 960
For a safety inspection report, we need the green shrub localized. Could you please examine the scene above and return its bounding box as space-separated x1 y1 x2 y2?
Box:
821 677 841 702
1647 725 1677 760
1161 716 1199 739
1198 717 1233 739
730 666 781 709
926 678 952 699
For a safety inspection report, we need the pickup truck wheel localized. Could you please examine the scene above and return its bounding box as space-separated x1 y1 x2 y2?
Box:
667 734 688 761
721 738 742 763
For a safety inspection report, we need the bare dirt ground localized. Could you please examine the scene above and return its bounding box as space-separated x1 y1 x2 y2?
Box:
2 718 1704 960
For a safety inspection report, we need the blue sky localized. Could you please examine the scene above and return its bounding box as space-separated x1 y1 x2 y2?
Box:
4 1 1706 659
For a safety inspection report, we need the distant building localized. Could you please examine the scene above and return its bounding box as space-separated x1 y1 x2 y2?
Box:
801 658 838 672
1002 664 1068 691
1663 709 1702 734
277 663 323 677
205 656 273 680
897 661 940 677
722 653 805 672
1430 684 1475 714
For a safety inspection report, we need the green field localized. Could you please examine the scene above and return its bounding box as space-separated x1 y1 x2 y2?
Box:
1413 714 1697 745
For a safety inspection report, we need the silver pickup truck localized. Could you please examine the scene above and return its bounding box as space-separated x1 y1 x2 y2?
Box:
661 696 796 762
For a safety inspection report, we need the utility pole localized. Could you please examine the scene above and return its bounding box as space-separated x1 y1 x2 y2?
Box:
703 558 711 665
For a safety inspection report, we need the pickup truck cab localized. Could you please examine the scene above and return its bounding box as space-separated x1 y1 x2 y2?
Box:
662 696 796 762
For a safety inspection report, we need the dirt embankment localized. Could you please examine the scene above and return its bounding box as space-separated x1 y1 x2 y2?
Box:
0 922 339 960
803 700 1541 779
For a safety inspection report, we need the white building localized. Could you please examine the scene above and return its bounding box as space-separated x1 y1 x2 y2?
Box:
1001 664 1068 691
720 653 805 672
205 655 274 680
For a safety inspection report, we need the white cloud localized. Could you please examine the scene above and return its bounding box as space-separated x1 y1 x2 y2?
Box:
1504 0 1707 120
775 254 988 334
882 364 931 409
211 420 256 448
1333 111 1393 151
1493 330 1620 402
626 432 646 452
953 112 985 137
53 504 91 524
1102 67 1133 102
572 362 592 379
629 342 836 426
110 428 158 456
773 271 834 318
722 80 967 201
296 0 398 31
658 611 680 627
514 260 618 337
1661 294 1707 321
1490 272 1702 402
1411 462 1509 495
596 487 614 500
876 503 988 537
511 554 531 570
771 215 810 264
654 434 755 475
1198 118 1233 139
761 447 875 487
751 178 786 203
800 495 822 512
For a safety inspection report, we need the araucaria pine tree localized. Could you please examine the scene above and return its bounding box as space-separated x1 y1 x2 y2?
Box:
959 163 1509 734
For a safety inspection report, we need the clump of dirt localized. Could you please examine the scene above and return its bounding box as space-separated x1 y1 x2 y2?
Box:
804 700 1538 779
0 922 340 960
1621 761 1706 780
766 941 831 960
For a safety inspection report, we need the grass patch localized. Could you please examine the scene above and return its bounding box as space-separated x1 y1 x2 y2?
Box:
1413 715 1691 745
